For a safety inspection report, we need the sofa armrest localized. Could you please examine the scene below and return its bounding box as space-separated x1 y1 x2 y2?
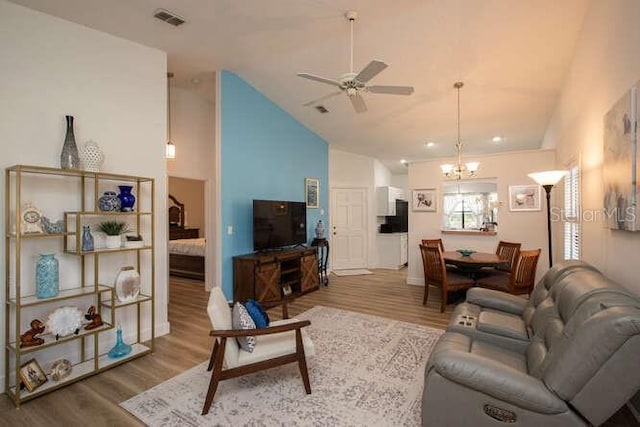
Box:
430 349 567 414
466 288 528 315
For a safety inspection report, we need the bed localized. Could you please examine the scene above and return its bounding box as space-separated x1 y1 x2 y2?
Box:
169 194 205 280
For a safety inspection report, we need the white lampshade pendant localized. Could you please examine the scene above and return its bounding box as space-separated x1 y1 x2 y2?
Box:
166 72 176 159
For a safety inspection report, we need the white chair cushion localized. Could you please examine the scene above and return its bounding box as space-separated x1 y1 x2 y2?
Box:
237 318 315 366
207 287 239 368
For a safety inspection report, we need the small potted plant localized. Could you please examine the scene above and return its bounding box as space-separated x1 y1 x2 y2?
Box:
125 234 144 249
98 221 130 249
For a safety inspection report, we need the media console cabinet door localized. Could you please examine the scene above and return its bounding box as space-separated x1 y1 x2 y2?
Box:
300 253 319 291
255 260 281 303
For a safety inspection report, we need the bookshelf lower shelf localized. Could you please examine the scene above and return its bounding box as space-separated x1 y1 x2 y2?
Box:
9 343 151 403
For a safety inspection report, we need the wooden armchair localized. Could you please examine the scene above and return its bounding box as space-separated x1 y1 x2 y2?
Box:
420 244 475 312
202 287 314 415
476 249 541 295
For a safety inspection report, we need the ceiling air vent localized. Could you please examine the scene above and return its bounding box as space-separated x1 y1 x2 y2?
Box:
315 105 329 114
154 9 186 27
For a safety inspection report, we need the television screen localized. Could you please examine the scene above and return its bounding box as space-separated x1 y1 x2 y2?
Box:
253 200 307 251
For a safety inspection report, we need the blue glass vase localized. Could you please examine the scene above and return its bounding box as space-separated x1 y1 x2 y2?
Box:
82 225 94 251
108 325 132 359
36 253 59 299
117 185 136 212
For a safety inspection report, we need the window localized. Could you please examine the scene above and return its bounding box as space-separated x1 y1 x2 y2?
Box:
563 165 580 260
442 180 498 231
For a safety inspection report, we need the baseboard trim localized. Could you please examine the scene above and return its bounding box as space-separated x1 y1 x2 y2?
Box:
407 276 424 286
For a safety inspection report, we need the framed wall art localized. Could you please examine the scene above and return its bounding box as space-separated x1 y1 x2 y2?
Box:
305 178 319 208
412 189 436 212
509 185 541 211
19 358 47 392
603 82 638 231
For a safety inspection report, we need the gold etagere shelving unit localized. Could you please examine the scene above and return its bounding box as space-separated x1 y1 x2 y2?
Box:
4 165 155 407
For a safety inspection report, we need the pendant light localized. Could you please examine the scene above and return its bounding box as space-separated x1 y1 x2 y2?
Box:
440 82 479 179
166 72 176 159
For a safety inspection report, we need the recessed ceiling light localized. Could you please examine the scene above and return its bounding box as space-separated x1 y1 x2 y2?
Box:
492 136 503 143
400 159 408 164
425 141 436 148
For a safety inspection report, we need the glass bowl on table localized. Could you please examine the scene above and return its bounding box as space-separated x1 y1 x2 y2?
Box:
456 249 476 257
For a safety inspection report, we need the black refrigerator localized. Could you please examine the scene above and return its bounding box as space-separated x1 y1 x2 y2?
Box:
381 200 408 233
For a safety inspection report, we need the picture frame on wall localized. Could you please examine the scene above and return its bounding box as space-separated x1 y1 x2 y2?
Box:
509 185 542 211
19 358 47 392
305 178 319 208
412 189 436 212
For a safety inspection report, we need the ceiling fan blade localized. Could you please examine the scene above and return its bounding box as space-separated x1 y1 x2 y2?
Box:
303 90 343 107
355 60 388 83
297 73 342 87
349 92 367 113
367 85 414 95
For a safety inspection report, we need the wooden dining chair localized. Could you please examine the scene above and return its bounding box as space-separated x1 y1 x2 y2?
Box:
421 238 445 252
476 249 541 295
494 241 522 273
420 244 475 313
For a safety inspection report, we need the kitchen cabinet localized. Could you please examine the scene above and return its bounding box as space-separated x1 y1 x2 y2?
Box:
377 233 408 269
376 186 407 216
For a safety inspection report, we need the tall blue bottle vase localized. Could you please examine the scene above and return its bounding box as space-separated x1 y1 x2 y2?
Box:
36 253 59 299
117 185 136 212
108 325 132 359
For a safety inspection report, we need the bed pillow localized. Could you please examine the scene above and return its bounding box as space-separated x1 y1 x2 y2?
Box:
245 299 270 328
232 302 256 352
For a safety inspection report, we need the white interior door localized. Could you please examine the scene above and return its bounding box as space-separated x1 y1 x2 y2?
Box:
331 188 367 270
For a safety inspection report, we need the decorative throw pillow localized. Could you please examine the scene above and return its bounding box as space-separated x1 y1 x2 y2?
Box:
245 299 270 328
232 302 256 352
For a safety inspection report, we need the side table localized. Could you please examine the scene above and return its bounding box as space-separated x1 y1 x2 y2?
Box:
311 238 329 286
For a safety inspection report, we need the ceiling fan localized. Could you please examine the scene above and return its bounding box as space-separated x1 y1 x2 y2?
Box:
297 11 414 113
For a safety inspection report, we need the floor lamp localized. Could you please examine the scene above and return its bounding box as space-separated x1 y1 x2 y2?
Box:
528 170 567 268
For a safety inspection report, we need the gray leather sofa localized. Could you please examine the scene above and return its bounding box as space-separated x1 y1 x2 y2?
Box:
422 260 640 426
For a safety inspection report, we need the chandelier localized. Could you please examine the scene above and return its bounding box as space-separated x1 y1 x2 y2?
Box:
440 82 479 179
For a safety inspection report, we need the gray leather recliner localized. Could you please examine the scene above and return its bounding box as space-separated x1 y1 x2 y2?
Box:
422 261 640 426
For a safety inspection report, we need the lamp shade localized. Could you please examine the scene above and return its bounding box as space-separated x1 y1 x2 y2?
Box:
466 162 480 173
165 141 176 159
528 170 566 186
441 164 454 174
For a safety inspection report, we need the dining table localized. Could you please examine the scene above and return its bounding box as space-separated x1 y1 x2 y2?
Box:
442 251 508 278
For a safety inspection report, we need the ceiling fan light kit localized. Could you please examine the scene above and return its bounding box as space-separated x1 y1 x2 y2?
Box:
441 82 479 180
297 11 414 113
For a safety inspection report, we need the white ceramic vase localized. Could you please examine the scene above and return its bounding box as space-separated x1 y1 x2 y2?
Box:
114 266 140 302
80 140 104 172
105 235 121 249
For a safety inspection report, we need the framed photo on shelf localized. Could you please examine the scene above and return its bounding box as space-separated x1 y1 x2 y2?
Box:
305 178 319 208
509 185 541 211
412 189 436 212
19 358 47 392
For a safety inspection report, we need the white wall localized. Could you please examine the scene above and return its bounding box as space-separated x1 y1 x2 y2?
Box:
0 1 168 388
329 148 385 267
166 73 218 289
542 0 640 293
407 149 555 285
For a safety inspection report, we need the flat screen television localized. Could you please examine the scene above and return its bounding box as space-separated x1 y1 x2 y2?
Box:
253 199 307 251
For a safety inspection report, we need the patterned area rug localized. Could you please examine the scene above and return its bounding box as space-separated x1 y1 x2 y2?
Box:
121 306 443 426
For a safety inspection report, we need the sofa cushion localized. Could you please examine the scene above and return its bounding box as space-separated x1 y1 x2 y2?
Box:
237 318 315 366
477 310 528 341
245 298 270 328
207 287 240 368
232 302 257 352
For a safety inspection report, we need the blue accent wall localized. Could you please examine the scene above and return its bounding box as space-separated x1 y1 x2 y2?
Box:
220 71 329 298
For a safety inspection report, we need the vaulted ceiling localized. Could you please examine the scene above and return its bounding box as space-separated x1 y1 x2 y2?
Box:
10 0 589 173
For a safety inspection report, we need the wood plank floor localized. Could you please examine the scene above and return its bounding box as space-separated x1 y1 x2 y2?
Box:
0 269 635 426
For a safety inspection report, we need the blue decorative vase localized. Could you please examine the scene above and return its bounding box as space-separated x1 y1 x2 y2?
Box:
117 186 136 212
82 225 94 251
60 115 80 170
108 325 132 359
36 253 59 299
99 191 121 212
315 220 325 239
